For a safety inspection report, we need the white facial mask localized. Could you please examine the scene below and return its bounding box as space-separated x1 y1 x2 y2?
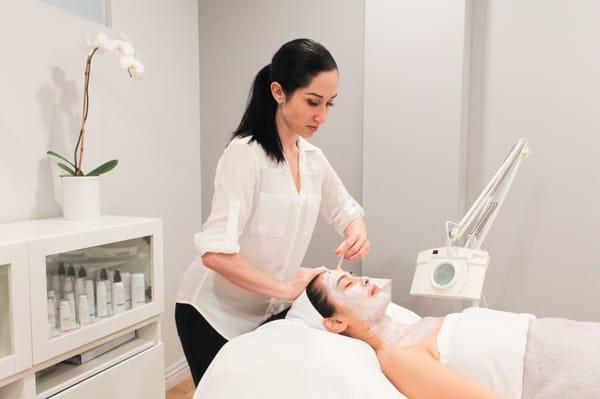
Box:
322 270 440 347
325 271 391 325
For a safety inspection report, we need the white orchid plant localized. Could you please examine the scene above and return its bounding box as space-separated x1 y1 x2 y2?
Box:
48 32 144 176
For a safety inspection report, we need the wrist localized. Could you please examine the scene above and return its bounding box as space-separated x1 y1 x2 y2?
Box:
275 281 291 301
344 217 366 239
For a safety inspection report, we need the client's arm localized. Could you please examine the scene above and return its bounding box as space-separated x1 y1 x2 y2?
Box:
379 346 505 399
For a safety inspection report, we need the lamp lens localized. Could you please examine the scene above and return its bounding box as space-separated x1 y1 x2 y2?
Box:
434 263 455 287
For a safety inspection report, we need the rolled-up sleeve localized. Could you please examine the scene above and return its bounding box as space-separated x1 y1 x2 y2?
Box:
194 142 258 256
319 153 365 237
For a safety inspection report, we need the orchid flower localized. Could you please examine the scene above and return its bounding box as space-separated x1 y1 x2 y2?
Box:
47 32 143 176
119 55 144 77
105 39 135 56
84 32 108 53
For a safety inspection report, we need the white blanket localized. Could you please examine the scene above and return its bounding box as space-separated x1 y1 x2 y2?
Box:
522 317 600 399
194 303 420 399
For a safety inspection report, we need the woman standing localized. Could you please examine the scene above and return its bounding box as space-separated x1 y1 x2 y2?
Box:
176 38 369 386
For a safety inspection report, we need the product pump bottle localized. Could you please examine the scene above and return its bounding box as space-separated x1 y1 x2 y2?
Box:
96 268 109 318
57 262 66 296
63 264 75 295
111 269 126 315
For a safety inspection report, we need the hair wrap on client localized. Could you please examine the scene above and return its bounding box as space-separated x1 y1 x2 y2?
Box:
287 268 349 330
286 290 326 330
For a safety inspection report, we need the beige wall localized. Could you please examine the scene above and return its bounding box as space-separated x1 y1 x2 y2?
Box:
198 0 366 274
0 0 201 381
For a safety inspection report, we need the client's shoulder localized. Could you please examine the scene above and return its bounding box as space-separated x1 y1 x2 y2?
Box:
377 343 434 371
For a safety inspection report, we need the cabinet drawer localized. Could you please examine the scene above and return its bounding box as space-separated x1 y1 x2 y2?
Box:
48 343 164 399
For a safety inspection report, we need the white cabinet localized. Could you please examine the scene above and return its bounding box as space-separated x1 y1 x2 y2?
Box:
0 216 165 399
0 242 31 380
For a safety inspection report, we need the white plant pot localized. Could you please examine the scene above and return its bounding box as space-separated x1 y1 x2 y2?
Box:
62 176 101 220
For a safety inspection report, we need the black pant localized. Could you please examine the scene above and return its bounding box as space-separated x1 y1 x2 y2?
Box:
175 303 289 387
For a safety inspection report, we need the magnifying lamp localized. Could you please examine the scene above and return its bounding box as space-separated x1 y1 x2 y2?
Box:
410 138 530 306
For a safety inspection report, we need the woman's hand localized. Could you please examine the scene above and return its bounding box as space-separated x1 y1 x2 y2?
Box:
335 217 370 261
283 266 328 302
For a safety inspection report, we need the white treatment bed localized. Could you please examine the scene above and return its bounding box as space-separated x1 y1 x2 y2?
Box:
193 300 600 399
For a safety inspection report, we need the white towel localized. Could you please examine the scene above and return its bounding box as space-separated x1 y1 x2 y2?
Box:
437 307 535 399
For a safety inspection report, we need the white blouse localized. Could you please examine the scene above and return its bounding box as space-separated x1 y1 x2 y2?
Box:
176 135 364 339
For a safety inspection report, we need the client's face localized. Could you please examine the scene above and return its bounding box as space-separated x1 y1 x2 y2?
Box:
322 272 391 326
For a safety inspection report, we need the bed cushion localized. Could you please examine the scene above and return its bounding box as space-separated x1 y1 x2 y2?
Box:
194 303 419 399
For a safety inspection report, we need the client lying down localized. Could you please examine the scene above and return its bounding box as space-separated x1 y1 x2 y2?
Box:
290 268 600 399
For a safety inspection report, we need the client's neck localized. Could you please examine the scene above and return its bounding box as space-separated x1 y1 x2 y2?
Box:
350 315 405 352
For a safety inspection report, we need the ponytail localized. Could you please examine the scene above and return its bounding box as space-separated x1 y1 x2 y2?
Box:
232 39 338 163
232 64 284 162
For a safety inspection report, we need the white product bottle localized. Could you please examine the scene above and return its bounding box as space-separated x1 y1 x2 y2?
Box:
78 294 90 326
65 291 77 327
122 272 132 310
63 265 75 296
59 300 73 332
50 278 61 317
62 277 73 297
74 267 85 315
65 264 76 294
131 273 146 308
87 267 96 284
84 279 95 320
111 269 125 315
57 262 66 297
106 270 113 316
96 269 109 318
48 289 57 325
75 266 86 293
50 274 61 299
47 296 56 329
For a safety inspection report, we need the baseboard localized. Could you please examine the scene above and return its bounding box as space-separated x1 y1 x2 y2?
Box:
165 357 191 390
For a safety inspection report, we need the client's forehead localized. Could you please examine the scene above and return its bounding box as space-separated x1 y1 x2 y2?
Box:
323 270 354 291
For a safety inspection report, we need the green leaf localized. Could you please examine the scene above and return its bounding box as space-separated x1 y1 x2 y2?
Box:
86 160 119 176
47 150 76 168
58 162 76 176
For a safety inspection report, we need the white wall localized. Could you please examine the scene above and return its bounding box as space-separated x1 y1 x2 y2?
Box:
363 0 471 316
198 0 365 274
0 0 201 382
468 0 600 321
364 0 600 322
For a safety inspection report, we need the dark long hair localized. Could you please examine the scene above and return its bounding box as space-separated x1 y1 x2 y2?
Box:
232 38 337 163
306 274 336 318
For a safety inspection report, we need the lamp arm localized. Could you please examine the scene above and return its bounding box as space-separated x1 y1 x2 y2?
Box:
447 138 530 247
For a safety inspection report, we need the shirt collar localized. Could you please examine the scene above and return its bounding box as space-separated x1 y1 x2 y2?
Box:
298 136 318 152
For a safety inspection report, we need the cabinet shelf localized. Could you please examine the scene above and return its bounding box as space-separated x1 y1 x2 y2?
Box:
27 217 163 364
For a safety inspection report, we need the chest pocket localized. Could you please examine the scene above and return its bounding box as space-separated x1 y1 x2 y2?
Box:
303 194 322 237
250 192 290 238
